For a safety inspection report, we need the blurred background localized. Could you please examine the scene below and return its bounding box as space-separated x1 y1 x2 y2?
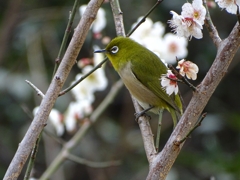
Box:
1 0 240 179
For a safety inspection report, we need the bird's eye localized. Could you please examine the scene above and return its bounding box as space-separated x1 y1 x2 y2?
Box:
110 46 119 54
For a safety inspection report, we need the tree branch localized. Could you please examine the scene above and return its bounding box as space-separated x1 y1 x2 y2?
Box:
25 80 45 98
52 0 80 76
39 80 123 179
110 0 157 164
203 0 222 46
147 22 240 180
133 98 157 163
67 153 121 168
109 0 125 37
3 0 104 179
127 0 163 37
59 57 108 96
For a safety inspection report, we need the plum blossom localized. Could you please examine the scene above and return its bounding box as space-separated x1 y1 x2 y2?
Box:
33 107 64 136
215 0 240 14
79 5 106 38
130 17 188 64
182 0 206 25
168 0 206 40
160 33 188 64
67 47 108 132
161 70 179 95
130 17 165 48
207 1 217 8
176 59 199 80
71 49 108 103
64 101 93 133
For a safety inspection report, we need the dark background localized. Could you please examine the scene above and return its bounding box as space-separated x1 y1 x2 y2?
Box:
0 0 240 179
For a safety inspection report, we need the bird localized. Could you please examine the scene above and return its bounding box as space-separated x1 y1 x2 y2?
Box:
94 36 182 126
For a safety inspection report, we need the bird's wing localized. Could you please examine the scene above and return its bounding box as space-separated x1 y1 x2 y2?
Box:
130 52 180 112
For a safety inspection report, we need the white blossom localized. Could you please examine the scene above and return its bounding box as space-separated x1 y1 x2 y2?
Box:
161 70 179 95
33 107 64 136
182 0 206 25
176 59 199 80
130 17 165 46
68 46 107 132
79 5 106 36
64 101 92 133
215 0 240 14
160 33 188 64
169 0 206 40
130 17 188 64
71 50 108 103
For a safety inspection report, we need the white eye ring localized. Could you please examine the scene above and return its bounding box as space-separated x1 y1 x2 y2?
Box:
110 46 119 54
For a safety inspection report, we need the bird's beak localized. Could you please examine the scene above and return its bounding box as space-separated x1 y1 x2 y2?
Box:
94 49 107 53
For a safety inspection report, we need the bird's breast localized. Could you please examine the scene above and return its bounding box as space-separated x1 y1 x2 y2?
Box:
118 62 160 113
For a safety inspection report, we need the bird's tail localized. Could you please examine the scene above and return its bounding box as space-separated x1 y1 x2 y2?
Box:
169 108 182 128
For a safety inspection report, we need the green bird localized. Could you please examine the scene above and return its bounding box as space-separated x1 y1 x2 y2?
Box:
95 36 182 126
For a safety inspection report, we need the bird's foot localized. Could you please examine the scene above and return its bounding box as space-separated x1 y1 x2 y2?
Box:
134 106 154 122
134 112 151 122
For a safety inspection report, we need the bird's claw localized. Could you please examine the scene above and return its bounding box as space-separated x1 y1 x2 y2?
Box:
134 111 151 122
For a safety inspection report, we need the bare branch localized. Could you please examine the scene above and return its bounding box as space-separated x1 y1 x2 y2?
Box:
203 0 222 46
67 153 121 168
3 1 105 179
53 0 80 76
39 80 123 179
127 0 163 37
174 112 207 145
110 0 158 164
110 0 125 36
25 80 45 98
59 57 108 96
24 133 42 180
133 98 157 163
146 22 240 180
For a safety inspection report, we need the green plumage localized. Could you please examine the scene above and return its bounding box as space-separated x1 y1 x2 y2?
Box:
96 36 182 125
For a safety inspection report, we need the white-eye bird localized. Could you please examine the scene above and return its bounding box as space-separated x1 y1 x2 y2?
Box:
95 36 182 126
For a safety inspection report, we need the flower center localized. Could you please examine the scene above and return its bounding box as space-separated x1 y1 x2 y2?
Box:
193 11 199 19
169 42 178 53
168 74 178 86
183 17 194 27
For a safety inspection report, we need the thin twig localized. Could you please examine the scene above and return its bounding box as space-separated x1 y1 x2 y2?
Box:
110 0 159 163
203 0 222 46
110 0 125 36
236 4 240 23
168 65 197 91
59 57 108 96
25 79 46 179
20 104 34 119
174 112 207 145
155 109 163 152
43 129 66 145
67 153 121 168
25 80 45 179
133 97 157 163
4 1 104 179
147 22 240 180
52 0 80 76
127 0 163 37
24 132 42 180
25 80 45 98
39 80 124 179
